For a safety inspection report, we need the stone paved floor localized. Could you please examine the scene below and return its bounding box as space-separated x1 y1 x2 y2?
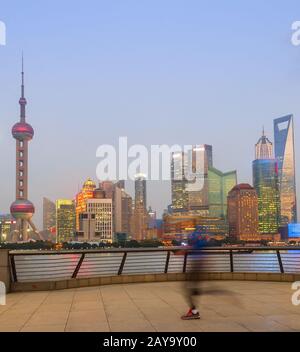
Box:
0 280 299 332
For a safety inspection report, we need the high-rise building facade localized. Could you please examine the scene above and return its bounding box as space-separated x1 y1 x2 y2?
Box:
227 184 260 241
208 167 237 218
98 180 131 236
253 131 280 234
75 178 96 230
56 199 75 242
78 198 113 242
113 184 122 233
171 152 188 212
274 115 297 224
255 128 273 159
133 174 147 240
43 197 56 232
186 145 212 214
134 174 147 210
121 190 133 236
171 145 212 215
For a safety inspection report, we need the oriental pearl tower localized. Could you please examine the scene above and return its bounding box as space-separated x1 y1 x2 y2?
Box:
10 58 39 241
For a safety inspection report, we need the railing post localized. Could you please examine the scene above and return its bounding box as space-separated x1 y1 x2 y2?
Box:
118 252 127 275
9 254 17 283
0 250 12 292
229 250 234 273
276 250 284 274
72 253 85 278
183 251 188 273
164 251 170 274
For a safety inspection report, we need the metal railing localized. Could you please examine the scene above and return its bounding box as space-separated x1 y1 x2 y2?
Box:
8 247 300 283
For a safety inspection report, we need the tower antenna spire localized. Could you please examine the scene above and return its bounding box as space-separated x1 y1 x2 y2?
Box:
19 52 27 122
21 52 24 98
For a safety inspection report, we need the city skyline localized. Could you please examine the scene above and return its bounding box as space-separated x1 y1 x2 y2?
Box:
0 1 299 228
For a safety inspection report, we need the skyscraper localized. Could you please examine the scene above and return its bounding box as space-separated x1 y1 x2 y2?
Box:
78 198 113 242
43 197 56 232
10 59 39 241
121 190 133 236
56 199 76 242
208 167 237 218
253 131 280 234
227 184 260 241
274 115 297 224
171 152 188 212
133 174 147 240
255 128 273 159
186 145 212 214
171 145 212 215
134 174 147 210
98 180 129 235
75 178 96 230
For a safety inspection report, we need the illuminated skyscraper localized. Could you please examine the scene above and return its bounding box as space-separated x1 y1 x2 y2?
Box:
75 178 96 230
78 198 113 242
255 128 273 159
186 145 212 214
171 152 188 212
253 130 280 234
227 184 260 241
274 115 297 224
171 145 212 215
10 59 39 241
208 167 237 218
133 174 147 240
56 199 76 242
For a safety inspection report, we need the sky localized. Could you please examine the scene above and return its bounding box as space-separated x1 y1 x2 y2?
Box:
0 0 299 228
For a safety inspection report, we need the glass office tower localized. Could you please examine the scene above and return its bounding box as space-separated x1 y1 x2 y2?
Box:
56 199 76 242
274 115 297 224
253 159 280 234
186 145 212 214
253 131 280 234
171 152 188 212
208 167 237 218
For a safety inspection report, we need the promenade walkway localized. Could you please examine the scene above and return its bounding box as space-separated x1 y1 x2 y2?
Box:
0 280 299 332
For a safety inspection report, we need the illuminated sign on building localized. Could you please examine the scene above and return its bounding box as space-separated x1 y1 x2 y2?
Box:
288 223 300 238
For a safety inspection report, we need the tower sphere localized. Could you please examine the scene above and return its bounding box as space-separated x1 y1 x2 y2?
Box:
10 199 35 220
12 122 34 141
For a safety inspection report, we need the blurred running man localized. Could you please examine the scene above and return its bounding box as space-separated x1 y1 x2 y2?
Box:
181 226 207 320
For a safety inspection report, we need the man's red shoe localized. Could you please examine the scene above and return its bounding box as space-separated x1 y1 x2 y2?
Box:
181 309 200 320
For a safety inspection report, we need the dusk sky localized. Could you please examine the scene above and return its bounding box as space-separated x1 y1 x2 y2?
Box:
0 0 299 227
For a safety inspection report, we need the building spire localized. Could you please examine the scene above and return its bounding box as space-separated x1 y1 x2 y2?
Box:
21 53 24 98
20 53 27 122
255 128 273 160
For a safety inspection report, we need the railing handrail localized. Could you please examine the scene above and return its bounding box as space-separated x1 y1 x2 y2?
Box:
8 246 300 256
8 246 300 284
